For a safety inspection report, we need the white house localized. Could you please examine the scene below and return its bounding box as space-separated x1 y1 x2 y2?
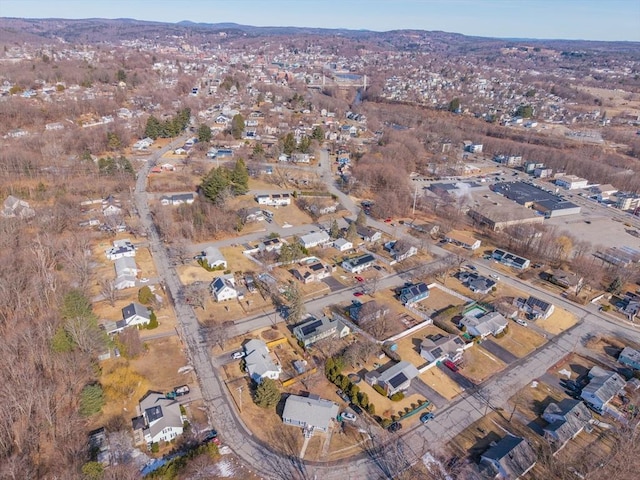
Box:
299 231 331 249
131 391 185 445
445 230 481 250
580 366 626 413
342 254 375 274
122 302 151 327
255 193 292 206
244 339 281 384
460 311 508 338
160 193 195 206
210 274 238 302
366 361 419 396
282 394 339 434
203 246 227 269
105 239 136 260
333 238 353 252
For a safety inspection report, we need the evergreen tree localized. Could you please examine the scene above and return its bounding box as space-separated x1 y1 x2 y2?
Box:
144 115 162 139
116 69 127 83
329 219 340 239
138 286 154 305
197 124 212 143
298 136 311 153
282 132 296 156
356 209 367 227
231 114 245 139
230 159 249 195
311 125 325 141
80 384 105 416
346 222 358 242
448 98 461 112
285 282 305 324
201 167 230 204
254 378 280 408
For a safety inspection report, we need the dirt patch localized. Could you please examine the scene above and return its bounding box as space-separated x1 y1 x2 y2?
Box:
507 378 566 422
459 345 506 383
536 307 577 335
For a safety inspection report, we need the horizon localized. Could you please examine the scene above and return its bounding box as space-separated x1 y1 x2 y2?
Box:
2 0 639 42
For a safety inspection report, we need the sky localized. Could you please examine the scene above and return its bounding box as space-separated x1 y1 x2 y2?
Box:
2 0 639 42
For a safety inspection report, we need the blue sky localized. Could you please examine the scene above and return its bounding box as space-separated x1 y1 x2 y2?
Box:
2 0 639 41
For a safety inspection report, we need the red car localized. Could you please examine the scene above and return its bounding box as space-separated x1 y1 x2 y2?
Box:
384 217 392 223
355 276 364 282
443 359 459 372
354 292 364 297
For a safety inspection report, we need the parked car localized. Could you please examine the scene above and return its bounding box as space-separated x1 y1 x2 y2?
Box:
420 412 435 423
384 217 392 223
466 264 477 271
140 277 149 283
341 412 357 422
443 359 459 372
231 351 245 359
515 318 528 327
350 404 363 415
387 421 402 432
490 274 500 280
355 276 364 282
336 389 350 403
354 291 364 297
203 430 220 445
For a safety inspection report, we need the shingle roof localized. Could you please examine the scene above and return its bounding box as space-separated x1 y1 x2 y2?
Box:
481 435 537 479
282 394 339 431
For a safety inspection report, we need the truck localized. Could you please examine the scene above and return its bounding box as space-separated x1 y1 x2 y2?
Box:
174 385 190 396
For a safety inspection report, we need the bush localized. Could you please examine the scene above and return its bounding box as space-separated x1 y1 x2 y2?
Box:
601 305 611 312
151 442 159 453
81 461 104 480
80 384 105 417
254 378 281 408
373 384 386 396
380 418 392 428
367 403 376 415
146 311 158 329
389 392 405 402
138 286 153 305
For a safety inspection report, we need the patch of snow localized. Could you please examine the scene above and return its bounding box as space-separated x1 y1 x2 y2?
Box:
213 458 236 477
530 381 538 388
558 368 572 378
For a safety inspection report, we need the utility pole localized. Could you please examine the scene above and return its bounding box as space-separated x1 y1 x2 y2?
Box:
412 184 419 216
238 386 243 413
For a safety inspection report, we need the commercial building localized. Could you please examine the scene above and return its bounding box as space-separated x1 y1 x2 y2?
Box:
468 192 544 231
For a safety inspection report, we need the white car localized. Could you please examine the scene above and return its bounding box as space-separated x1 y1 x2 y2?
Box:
231 351 245 360
490 274 500 280
140 277 149 283
341 412 357 422
515 319 528 327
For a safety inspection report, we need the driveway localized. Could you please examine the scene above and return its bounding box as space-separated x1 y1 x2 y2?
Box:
323 276 345 292
481 339 518 364
408 376 448 409
437 364 475 390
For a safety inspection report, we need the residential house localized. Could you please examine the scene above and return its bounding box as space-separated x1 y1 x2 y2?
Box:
102 195 123 217
366 361 420 396
618 293 640 322
384 241 418 263
210 274 238 302
122 302 151 327
203 246 227 269
349 300 389 324
292 153 311 163
293 316 350 347
131 391 185 445
420 334 466 364
88 427 112 466
255 193 292 206
618 346 640 370
309 201 339 216
342 254 375 274
299 231 331 249
245 207 265 222
550 270 584 294
356 225 382 243
243 339 281 384
259 237 284 253
459 272 496 294
282 394 339 434
521 296 555 320
492 249 531 270
160 193 195 206
580 366 626 413
408 222 440 237
2 195 35 219
480 435 537 480
445 230 481 250
105 239 136 260
114 256 139 290
460 311 508 339
292 260 334 284
542 399 592 452
333 238 353 252
399 282 429 306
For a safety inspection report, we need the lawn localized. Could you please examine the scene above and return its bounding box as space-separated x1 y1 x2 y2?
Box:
351 375 427 422
271 203 313 227
491 322 547 358
420 368 464 400
176 263 215 285
536 307 578 335
393 325 453 369
424 285 469 312
507 378 567 422
220 245 261 273
459 345 506 383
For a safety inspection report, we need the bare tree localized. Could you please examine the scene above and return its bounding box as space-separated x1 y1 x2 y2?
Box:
100 279 119 307
183 282 209 310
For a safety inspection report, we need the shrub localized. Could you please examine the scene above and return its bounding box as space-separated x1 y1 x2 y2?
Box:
146 311 158 329
138 286 153 305
373 384 386 396
151 442 159 453
254 378 281 408
80 384 105 417
389 392 405 402
81 461 104 480
367 403 376 415
380 418 392 428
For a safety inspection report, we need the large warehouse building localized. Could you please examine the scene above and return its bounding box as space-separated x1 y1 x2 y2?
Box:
468 192 545 231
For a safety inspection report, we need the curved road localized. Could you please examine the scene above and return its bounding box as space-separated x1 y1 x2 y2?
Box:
134 143 640 479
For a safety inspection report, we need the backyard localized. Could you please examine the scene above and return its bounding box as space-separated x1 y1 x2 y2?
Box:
535 307 578 335
458 345 506 383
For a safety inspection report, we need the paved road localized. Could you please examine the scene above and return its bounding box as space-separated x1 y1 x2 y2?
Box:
135 141 640 478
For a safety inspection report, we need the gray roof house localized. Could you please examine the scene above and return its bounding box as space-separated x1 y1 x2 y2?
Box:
523 296 555 320
356 225 382 243
210 274 238 302
618 346 640 370
282 394 339 435
122 302 151 327
480 434 537 479
399 282 429 305
460 311 508 339
542 399 592 452
367 361 420 396
203 246 227 269
420 334 466 364
293 316 350 347
341 253 375 274
244 339 281 384
299 231 331 249
131 391 185 445
580 366 626 413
